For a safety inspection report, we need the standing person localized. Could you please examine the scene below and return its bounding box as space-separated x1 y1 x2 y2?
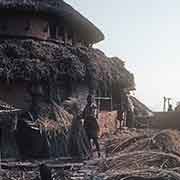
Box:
82 95 100 157
64 98 91 158
118 90 129 128
168 104 173 112
117 104 125 129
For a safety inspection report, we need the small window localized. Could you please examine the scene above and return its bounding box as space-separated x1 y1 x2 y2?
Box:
96 97 113 111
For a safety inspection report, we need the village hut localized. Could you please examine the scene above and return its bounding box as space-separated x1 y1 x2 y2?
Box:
0 0 135 159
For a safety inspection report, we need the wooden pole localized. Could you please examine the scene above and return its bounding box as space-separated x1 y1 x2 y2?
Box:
163 97 167 112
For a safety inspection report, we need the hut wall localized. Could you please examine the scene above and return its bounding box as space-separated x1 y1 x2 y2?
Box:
0 82 31 111
1 127 19 159
0 15 49 40
149 111 180 129
0 14 90 45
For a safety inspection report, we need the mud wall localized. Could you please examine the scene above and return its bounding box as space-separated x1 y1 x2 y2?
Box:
0 14 87 46
0 15 49 40
150 111 180 129
98 111 117 136
0 82 31 111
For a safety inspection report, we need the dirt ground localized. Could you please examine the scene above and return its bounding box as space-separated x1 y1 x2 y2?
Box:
2 128 180 180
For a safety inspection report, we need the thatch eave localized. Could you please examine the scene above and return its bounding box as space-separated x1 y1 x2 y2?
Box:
0 0 104 44
0 39 135 92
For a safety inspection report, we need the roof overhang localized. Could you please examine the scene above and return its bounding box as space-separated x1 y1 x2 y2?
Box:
0 0 104 44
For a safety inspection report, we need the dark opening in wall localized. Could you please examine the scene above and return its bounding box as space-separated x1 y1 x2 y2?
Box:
58 26 65 41
49 22 57 39
68 31 73 45
1 23 7 31
0 127 2 146
72 32 77 45
25 20 31 31
43 23 49 33
15 119 50 159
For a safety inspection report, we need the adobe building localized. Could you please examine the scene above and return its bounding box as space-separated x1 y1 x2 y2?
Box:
0 0 105 111
0 0 135 159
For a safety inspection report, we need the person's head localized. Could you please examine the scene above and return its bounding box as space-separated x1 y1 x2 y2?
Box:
87 95 93 104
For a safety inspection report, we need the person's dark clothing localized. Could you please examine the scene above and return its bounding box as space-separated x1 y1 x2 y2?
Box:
83 103 99 138
84 117 99 139
168 104 173 112
83 103 100 157
126 110 134 128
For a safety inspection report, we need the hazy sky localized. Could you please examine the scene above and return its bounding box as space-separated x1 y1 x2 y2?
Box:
66 0 180 111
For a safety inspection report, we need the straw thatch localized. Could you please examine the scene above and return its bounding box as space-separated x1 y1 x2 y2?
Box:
0 39 135 93
105 129 180 157
98 151 180 173
0 0 104 43
96 129 180 180
130 96 154 118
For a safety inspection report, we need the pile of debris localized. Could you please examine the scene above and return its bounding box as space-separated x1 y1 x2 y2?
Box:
2 169 39 180
3 129 180 180
105 129 180 156
95 129 180 179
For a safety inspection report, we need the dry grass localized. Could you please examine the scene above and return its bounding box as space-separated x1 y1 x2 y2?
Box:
0 39 134 91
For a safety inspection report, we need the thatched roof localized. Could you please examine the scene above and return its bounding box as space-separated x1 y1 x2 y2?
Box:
130 96 154 118
87 49 135 90
0 0 104 44
0 39 135 91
